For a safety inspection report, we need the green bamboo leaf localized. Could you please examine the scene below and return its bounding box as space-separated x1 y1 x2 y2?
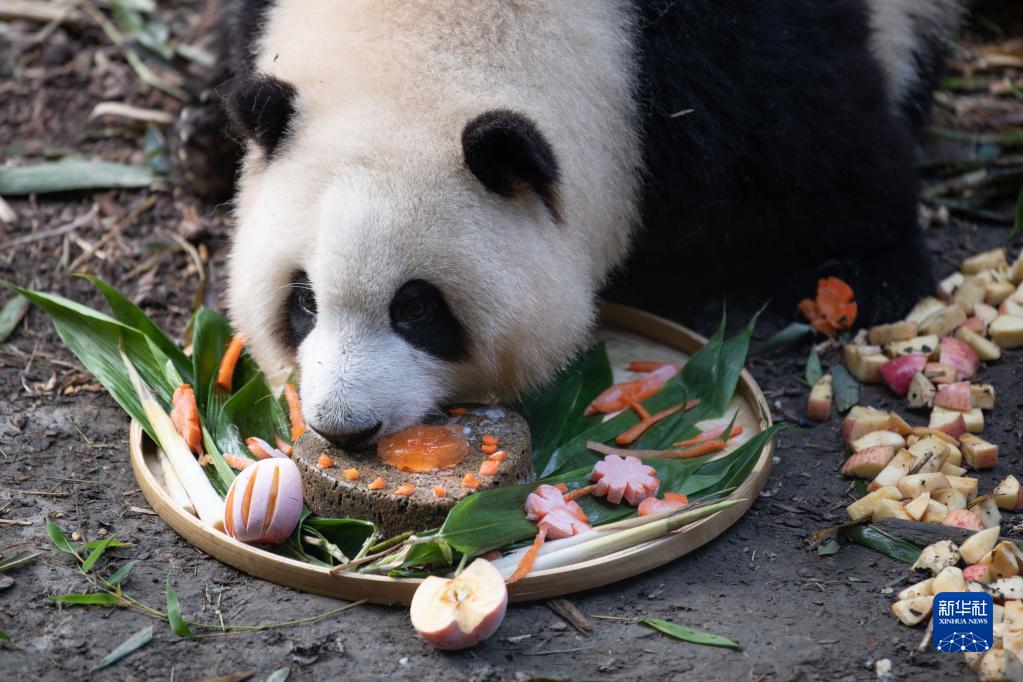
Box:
805 348 823 386
642 618 742 650
679 308 762 415
831 364 860 413
817 538 841 556
0 628 12 648
841 525 921 564
0 549 41 573
0 293 29 342
83 538 132 550
267 669 291 682
105 560 138 587
751 321 813 357
513 342 612 474
81 535 119 573
208 373 290 457
854 480 869 497
94 625 153 671
49 593 121 605
301 518 376 559
165 578 192 637
46 519 76 554
0 159 156 195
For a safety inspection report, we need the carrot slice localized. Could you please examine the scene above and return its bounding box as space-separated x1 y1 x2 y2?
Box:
481 442 498 455
674 440 728 459
507 527 547 584
488 450 508 463
170 384 203 455
274 436 293 456
316 453 334 468
562 484 595 502
343 468 360 481
482 434 499 447
448 407 467 416
674 424 743 448
664 492 688 504
395 484 415 496
479 459 500 477
368 477 386 490
584 363 681 415
624 397 651 420
461 472 481 489
284 383 307 442
627 361 680 373
216 334 247 392
245 437 273 460
433 486 446 498
554 482 568 493
225 454 255 470
615 402 686 446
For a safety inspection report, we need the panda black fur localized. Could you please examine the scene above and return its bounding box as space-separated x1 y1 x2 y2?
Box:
195 0 959 445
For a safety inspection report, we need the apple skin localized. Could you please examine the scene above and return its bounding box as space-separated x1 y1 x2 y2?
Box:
410 559 508 650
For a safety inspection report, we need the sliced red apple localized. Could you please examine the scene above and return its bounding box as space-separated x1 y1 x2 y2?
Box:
840 445 894 478
879 355 927 397
943 509 985 532
939 336 979 380
993 475 1021 511
906 372 936 410
961 433 999 470
410 559 508 650
929 407 967 439
923 362 958 385
806 374 832 422
934 381 972 410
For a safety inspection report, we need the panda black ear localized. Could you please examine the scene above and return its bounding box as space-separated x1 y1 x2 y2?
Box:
225 75 297 157
461 110 561 222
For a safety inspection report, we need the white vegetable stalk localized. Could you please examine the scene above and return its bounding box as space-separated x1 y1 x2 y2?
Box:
157 448 196 517
121 349 225 530
492 499 742 578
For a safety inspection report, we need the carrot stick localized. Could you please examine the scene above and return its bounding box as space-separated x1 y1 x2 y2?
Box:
674 424 744 449
615 402 685 445
562 485 595 502
170 384 203 455
284 383 307 441
507 526 547 584
216 334 247 392
627 361 680 373
199 453 253 470
673 440 728 459
624 397 650 420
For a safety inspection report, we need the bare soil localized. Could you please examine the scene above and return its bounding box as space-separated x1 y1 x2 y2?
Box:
2 3 1022 680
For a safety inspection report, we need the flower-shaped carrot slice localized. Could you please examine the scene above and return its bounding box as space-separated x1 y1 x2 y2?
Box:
637 496 687 516
524 484 587 522
589 454 659 506
538 507 592 540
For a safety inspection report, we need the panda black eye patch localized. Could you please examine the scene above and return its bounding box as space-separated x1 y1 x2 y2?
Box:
283 271 316 350
225 74 297 157
389 280 468 362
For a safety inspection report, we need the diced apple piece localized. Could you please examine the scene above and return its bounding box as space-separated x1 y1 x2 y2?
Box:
940 462 967 477
907 372 936 410
905 492 931 521
929 407 967 439
923 499 950 523
944 508 985 532
1003 600 1023 628
920 304 968 337
962 316 987 335
987 280 1017 306
934 566 967 594
912 540 961 574
954 275 988 314
409 558 508 650
886 413 913 436
991 315 1023 349
907 297 946 325
938 271 965 300
962 434 999 470
978 649 1023 682
955 326 1002 362
990 576 1023 600
964 247 1008 275
971 495 1002 530
961 527 1001 565
898 578 933 600
934 381 973 410
840 446 895 478
843 344 887 383
879 355 928 397
994 476 1022 511
977 302 1000 325
851 430 905 453
947 475 980 501
924 362 959 385
988 543 1019 580
1010 251 1023 284
868 321 919 346
846 486 902 522
972 384 997 410
842 406 892 444
1004 632 1023 669
885 335 940 359
945 443 963 466
964 563 994 583
869 450 918 492
872 498 912 522
933 488 968 510
909 435 950 460
891 596 934 627
897 473 950 498
963 408 985 434
940 337 980 380
1002 299 1023 318
805 373 832 422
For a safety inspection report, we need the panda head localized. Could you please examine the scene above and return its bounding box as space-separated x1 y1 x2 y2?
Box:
225 76 599 449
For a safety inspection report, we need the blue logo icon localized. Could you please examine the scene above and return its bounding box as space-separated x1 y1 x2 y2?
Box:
933 592 993 653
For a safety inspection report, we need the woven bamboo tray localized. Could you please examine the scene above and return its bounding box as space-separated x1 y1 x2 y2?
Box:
129 303 774 605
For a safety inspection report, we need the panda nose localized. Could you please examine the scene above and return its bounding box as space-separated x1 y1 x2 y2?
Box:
311 422 382 451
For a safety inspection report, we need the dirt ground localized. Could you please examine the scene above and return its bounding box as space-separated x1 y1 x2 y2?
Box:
2 3 1023 681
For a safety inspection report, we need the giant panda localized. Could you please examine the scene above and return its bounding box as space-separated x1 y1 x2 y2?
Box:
198 0 960 448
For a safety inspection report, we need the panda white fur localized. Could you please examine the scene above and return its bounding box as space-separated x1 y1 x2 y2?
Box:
215 0 960 448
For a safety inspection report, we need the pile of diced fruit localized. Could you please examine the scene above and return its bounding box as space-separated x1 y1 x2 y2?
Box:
807 247 1023 679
